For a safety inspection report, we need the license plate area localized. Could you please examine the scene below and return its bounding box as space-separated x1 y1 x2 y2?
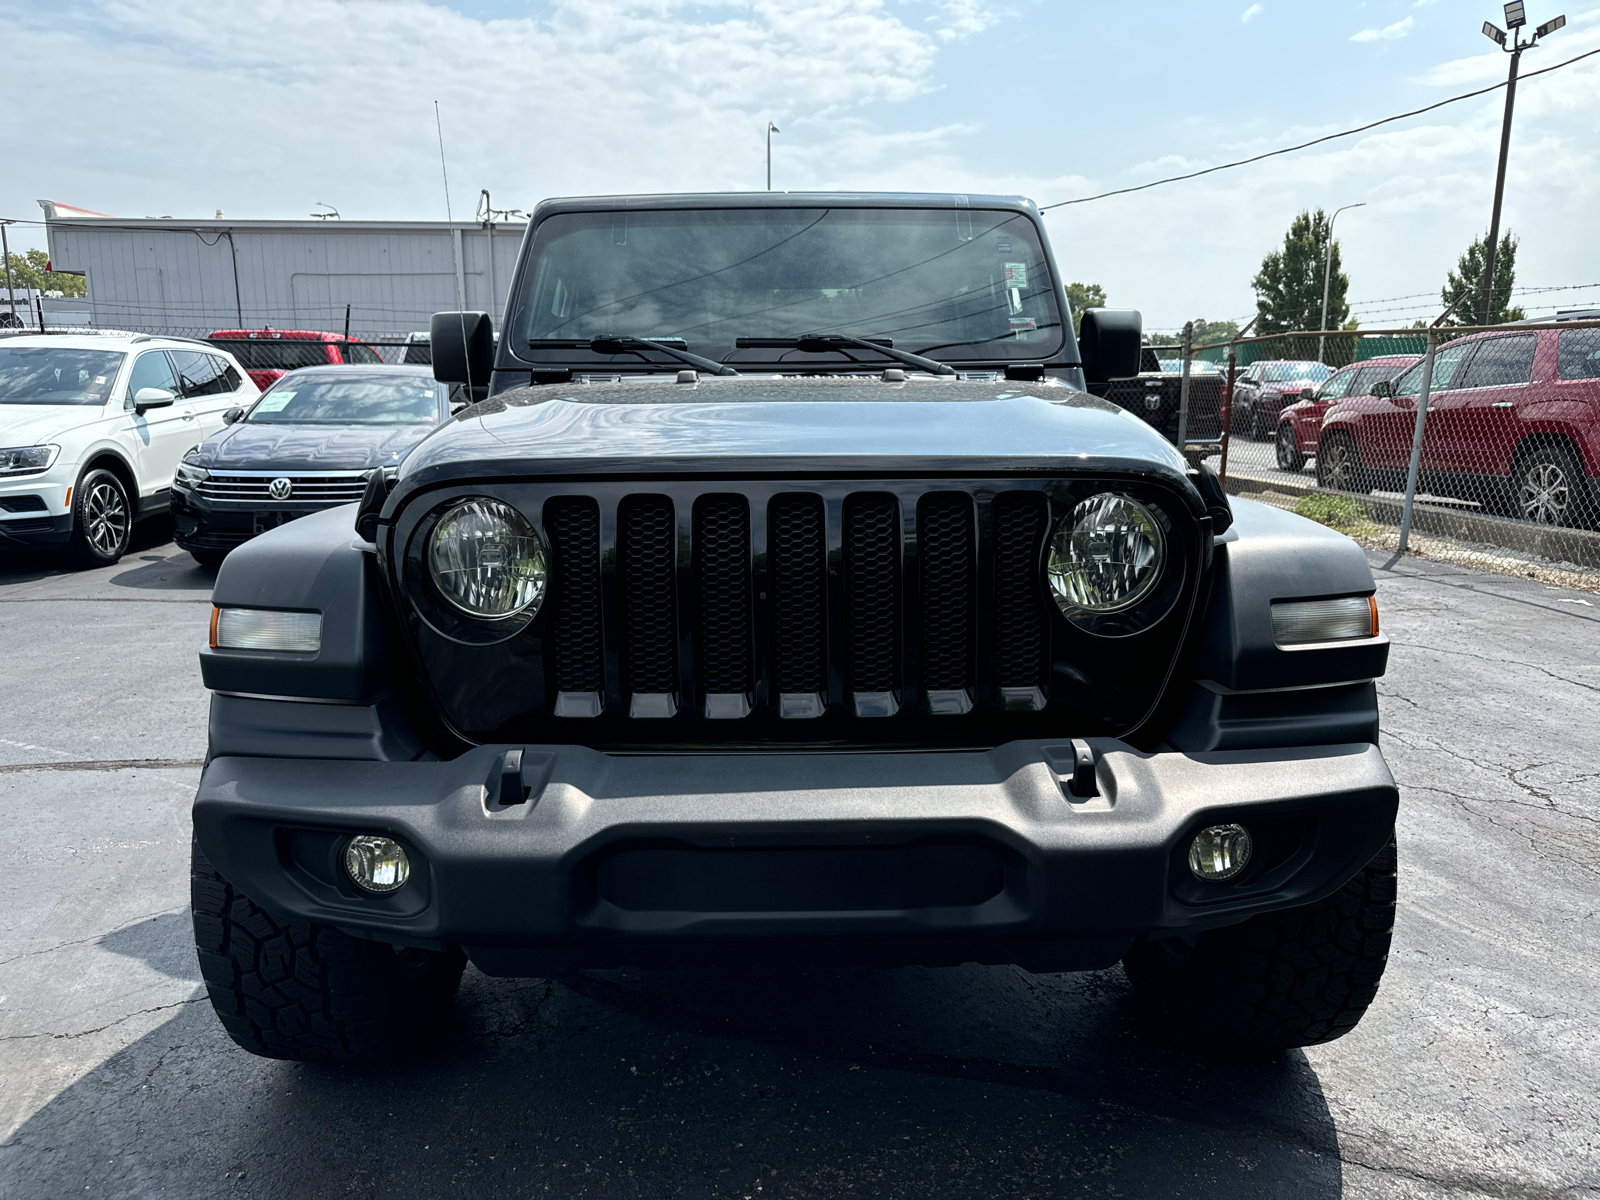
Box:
253 511 311 533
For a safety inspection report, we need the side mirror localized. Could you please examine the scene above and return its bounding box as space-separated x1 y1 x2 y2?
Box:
1299 388 1316 401
1371 380 1394 399
222 406 245 424
1078 309 1143 383
134 387 176 414
430 311 494 386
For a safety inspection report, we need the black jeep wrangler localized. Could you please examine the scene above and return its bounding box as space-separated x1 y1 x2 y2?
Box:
190 193 1397 1063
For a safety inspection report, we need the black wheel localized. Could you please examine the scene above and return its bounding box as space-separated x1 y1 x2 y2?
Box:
1316 433 1369 493
1123 835 1396 1052
1249 404 1270 442
66 467 132 567
1275 421 1306 472
191 840 467 1063
1512 442 1591 527
189 548 229 570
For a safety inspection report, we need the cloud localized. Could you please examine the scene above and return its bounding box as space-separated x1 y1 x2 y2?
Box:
1240 4 1263 23
930 0 1005 42
1352 17 1415 42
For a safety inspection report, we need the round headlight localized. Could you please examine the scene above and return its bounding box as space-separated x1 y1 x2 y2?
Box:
427 497 548 619
1047 493 1165 617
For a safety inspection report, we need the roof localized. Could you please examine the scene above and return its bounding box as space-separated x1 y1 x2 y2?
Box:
528 191 1040 221
0 331 214 351
266 364 437 379
208 329 356 341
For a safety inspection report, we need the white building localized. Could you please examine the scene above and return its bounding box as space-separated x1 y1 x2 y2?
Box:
39 200 526 339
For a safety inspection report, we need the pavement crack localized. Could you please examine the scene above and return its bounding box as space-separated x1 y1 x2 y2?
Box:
0 906 190 967
0 995 205 1043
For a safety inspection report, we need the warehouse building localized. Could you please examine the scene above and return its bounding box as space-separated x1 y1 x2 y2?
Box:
39 200 526 339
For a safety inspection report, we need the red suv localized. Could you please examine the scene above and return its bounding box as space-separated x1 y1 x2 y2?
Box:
1274 355 1419 472
1316 323 1600 526
205 329 384 391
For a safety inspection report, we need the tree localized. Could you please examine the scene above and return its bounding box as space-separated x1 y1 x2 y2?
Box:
1441 231 1523 325
1063 281 1107 333
1145 318 1241 348
3 249 87 298
1252 210 1349 334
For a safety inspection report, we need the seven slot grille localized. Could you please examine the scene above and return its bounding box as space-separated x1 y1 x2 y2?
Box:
538 486 1053 721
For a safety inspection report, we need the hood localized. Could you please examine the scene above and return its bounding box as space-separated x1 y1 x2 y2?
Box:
398 374 1193 488
0 404 112 444
195 421 434 471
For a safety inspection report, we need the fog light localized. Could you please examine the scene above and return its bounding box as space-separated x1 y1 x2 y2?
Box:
344 835 411 894
1188 824 1252 882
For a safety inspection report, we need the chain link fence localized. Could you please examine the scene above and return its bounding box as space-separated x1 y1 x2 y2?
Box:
1131 316 1600 590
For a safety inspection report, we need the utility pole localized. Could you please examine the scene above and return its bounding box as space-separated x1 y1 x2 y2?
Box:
1319 203 1364 363
0 220 16 325
767 122 780 191
1478 4 1565 325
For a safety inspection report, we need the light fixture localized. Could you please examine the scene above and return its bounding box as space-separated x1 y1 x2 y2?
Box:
1269 595 1378 647
426 497 548 620
1535 14 1566 36
211 606 322 652
344 835 411 894
1188 824 1253 882
1482 20 1507 45
1504 1 1527 28
1046 493 1165 618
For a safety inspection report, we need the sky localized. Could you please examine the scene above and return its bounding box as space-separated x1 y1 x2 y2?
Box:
3 0 1599 331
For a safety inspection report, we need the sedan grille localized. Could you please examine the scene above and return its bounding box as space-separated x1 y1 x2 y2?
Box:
196 472 369 506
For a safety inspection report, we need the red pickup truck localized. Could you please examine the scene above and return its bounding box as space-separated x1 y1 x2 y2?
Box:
1316 322 1600 526
205 329 384 391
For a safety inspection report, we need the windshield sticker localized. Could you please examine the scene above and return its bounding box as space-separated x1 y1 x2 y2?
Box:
255 392 294 413
94 376 107 385
1009 317 1037 333
1004 262 1028 290
995 239 1012 254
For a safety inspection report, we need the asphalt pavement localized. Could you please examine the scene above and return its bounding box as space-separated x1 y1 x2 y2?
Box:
1 519 1596 1199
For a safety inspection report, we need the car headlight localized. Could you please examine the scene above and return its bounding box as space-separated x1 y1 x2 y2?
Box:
175 460 209 489
0 445 59 477
1047 493 1165 620
427 497 548 619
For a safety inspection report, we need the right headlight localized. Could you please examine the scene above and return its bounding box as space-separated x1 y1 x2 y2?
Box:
1047 493 1166 621
427 497 548 620
0 444 59 477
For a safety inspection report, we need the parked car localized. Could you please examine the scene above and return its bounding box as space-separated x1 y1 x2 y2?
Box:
1231 360 1334 441
190 191 1398 1066
1274 355 1419 472
0 332 257 565
1317 321 1600 526
1090 347 1224 450
170 364 454 567
205 329 385 391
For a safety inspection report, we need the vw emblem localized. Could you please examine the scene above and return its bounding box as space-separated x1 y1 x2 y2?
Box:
268 477 293 500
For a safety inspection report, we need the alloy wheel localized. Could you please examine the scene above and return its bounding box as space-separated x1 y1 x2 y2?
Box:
1519 459 1571 525
85 479 129 557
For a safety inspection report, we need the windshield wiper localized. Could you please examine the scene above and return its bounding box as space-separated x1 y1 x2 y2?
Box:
735 333 956 376
530 336 739 377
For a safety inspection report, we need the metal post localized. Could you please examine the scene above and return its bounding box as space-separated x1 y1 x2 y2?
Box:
1176 321 1194 454
0 221 15 324
343 303 351 342
1394 330 1438 558
767 122 779 190
1480 46 1522 326
1220 346 1236 488
1319 203 1364 363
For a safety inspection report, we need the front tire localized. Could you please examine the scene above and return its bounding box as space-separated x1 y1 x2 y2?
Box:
1513 442 1590 527
191 840 467 1063
1275 422 1306 472
66 467 132 567
1316 432 1369 493
1123 836 1396 1052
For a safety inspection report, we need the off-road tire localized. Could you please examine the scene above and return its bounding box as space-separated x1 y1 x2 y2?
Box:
1512 441 1592 528
190 840 467 1063
1123 835 1397 1052
1275 421 1306 472
65 466 132 567
1316 432 1369 494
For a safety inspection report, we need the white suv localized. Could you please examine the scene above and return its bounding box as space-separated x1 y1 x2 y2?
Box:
0 333 259 566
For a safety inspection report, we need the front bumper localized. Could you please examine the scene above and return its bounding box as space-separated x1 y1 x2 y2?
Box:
0 472 72 546
193 738 1397 976
170 488 327 553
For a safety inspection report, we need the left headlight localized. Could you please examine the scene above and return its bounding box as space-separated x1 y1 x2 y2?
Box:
0 445 59 477
427 497 548 620
174 460 209 489
1047 493 1165 620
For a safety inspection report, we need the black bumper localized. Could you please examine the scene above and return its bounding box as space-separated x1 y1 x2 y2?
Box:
193 738 1398 976
171 490 324 553
0 512 72 547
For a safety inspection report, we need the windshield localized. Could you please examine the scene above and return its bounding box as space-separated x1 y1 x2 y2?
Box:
211 339 331 370
1263 362 1332 383
247 376 442 424
510 207 1063 365
0 347 125 405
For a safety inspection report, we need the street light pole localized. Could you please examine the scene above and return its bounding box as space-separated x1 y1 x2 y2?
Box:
1477 4 1565 326
766 122 780 191
1319 202 1365 363
0 221 17 325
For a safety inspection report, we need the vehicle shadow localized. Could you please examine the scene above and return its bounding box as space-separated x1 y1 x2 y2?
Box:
108 549 214 592
4 956 1343 1198
0 518 190 587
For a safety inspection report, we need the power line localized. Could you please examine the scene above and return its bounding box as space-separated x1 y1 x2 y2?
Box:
1040 43 1600 210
